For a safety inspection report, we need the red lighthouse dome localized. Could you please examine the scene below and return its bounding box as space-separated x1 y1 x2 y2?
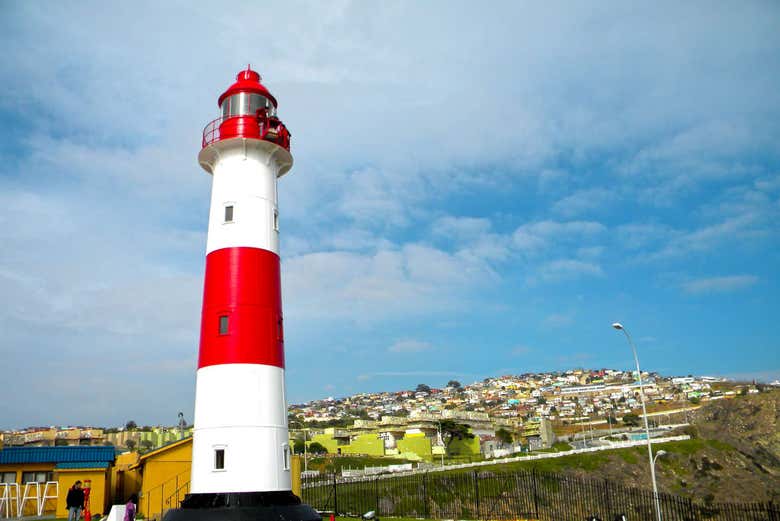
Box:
218 67 278 108
202 66 291 152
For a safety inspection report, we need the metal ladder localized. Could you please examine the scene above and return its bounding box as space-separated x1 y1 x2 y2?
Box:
0 483 19 519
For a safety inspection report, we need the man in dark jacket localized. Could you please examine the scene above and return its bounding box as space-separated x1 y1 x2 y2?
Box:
66 481 84 521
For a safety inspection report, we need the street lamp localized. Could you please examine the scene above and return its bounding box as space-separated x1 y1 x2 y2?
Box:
303 428 308 473
653 449 667 467
437 421 445 467
612 322 662 521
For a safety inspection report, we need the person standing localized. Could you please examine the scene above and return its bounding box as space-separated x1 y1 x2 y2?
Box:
124 494 138 521
66 481 84 521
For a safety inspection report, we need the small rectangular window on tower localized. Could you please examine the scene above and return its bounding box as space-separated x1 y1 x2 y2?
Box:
218 315 229 335
214 448 225 470
224 205 234 223
274 210 279 231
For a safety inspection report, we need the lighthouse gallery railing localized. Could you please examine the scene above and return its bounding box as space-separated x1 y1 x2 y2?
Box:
201 115 291 151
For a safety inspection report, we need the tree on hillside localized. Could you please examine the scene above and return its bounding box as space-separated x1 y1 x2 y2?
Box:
416 384 431 393
126 439 137 451
622 413 641 427
308 442 328 454
140 440 154 452
293 439 306 454
125 420 137 431
447 380 462 389
439 420 475 448
495 428 513 446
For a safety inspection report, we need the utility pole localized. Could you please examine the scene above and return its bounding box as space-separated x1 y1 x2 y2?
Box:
303 429 308 473
437 421 445 467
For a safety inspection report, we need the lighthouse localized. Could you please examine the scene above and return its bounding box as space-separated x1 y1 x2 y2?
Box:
166 67 319 521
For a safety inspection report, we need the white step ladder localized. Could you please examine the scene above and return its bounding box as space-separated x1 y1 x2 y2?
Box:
18 482 40 517
0 483 20 519
38 482 59 516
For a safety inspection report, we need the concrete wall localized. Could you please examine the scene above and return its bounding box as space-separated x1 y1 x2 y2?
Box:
308 433 339 454
341 434 385 456
396 434 432 462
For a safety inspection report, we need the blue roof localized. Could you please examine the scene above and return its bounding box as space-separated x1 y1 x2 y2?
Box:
0 446 116 465
54 462 110 470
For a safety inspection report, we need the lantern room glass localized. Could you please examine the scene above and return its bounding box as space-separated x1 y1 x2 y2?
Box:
221 93 276 118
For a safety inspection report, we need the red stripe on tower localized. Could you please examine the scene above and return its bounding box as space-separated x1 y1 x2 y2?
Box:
198 247 284 369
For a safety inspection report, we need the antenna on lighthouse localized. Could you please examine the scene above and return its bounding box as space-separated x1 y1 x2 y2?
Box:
163 68 317 521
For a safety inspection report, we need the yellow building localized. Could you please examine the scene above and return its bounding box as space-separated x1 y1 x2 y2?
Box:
131 437 192 521
56 467 110 519
111 452 141 507
0 446 116 517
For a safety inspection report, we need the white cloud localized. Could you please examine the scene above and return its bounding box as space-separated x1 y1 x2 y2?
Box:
754 175 780 193
682 275 759 294
534 259 604 282
616 223 672 251
337 167 424 227
552 188 618 217
432 216 492 242
650 213 763 260
626 121 761 179
512 220 606 254
388 339 433 353
282 242 496 322
576 246 604 259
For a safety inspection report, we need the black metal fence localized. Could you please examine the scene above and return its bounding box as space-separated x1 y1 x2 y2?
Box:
301 469 779 521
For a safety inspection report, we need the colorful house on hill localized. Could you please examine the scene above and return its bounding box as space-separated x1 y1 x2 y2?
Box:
0 445 116 517
306 429 386 457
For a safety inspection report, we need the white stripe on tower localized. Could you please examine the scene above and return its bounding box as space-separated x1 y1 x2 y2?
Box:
192 365 288 493
205 151 279 256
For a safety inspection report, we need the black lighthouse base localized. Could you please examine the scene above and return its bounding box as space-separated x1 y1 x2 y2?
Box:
163 491 321 521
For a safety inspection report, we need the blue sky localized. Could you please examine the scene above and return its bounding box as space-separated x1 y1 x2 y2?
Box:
1 2 778 429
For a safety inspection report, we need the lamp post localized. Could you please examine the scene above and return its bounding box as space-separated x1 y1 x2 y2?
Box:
612 322 662 521
437 421 445 467
653 449 667 469
303 428 308 473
